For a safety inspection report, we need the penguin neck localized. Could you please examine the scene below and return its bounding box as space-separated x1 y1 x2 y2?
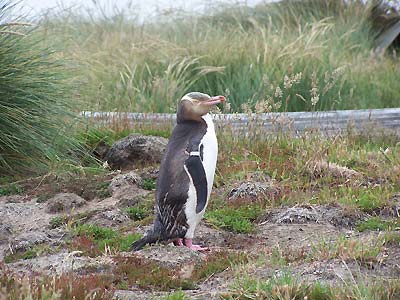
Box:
201 113 214 129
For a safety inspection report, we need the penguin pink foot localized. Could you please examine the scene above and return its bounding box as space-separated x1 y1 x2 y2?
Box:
184 238 209 251
173 238 184 246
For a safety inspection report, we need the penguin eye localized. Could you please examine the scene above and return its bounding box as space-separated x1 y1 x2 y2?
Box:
191 99 201 105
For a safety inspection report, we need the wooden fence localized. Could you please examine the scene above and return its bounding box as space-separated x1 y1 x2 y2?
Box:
82 107 400 136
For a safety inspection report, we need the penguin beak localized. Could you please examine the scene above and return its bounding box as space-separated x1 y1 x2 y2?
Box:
202 95 226 106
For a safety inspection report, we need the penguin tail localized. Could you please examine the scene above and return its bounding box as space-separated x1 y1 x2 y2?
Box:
131 230 160 251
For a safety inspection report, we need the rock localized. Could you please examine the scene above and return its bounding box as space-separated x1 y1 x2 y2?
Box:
88 209 130 227
46 193 87 213
261 204 366 228
306 160 360 179
11 231 50 252
109 171 143 194
139 167 159 181
131 244 205 270
318 204 366 227
113 290 163 300
94 141 111 159
109 171 149 203
105 134 168 170
112 185 149 203
0 195 27 203
6 251 114 276
117 195 147 208
379 193 400 217
227 181 279 204
274 206 320 224
0 222 12 243
228 182 267 200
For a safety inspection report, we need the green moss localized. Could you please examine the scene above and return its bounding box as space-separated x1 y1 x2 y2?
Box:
192 251 248 281
142 178 156 191
4 245 53 263
5 249 37 263
356 217 400 232
50 215 69 229
36 194 51 203
205 205 262 233
114 256 196 291
383 231 400 246
0 183 23 196
125 205 151 221
316 185 397 211
165 289 187 300
71 224 141 255
95 182 111 198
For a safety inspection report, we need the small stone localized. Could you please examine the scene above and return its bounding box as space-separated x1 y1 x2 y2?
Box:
109 171 143 194
306 160 360 179
11 231 50 252
131 244 205 270
228 181 279 204
105 134 168 170
0 195 27 203
46 193 87 213
274 206 320 224
88 209 130 227
117 196 146 208
0 223 12 243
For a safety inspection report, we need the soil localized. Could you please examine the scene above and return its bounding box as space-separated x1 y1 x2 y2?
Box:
1 170 399 299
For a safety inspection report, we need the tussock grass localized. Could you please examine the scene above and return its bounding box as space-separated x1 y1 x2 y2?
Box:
36 0 400 113
0 2 86 176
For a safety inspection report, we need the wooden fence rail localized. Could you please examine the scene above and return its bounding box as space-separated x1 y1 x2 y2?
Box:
82 107 400 136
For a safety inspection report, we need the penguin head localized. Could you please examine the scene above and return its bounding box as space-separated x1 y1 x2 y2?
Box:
177 92 225 123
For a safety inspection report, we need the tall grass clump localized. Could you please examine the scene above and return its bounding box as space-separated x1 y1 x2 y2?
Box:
37 0 400 113
0 2 83 176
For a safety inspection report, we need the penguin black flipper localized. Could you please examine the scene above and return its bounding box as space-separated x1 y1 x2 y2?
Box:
185 154 208 214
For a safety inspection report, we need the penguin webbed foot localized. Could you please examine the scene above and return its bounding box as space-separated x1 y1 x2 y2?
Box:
177 238 209 252
173 238 184 246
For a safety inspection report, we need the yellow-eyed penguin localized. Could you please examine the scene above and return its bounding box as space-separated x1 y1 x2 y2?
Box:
131 92 225 251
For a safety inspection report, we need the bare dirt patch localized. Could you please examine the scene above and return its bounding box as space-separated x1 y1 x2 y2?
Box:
1 170 399 299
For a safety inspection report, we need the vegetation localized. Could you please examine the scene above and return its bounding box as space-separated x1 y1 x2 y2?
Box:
224 272 400 300
1 0 400 174
125 203 152 221
1 0 400 299
70 224 141 256
0 183 23 196
0 2 85 176
205 204 263 233
33 0 400 114
356 217 400 232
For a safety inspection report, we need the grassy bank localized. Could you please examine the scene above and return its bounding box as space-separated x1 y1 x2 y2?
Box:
2 0 400 176
36 0 400 113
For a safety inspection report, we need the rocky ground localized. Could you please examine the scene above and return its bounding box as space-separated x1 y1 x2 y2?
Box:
1 133 400 299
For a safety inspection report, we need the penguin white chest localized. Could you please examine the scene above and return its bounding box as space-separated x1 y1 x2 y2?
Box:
184 114 218 239
200 114 218 194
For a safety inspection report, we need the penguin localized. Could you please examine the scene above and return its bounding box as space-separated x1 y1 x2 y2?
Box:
131 92 225 251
